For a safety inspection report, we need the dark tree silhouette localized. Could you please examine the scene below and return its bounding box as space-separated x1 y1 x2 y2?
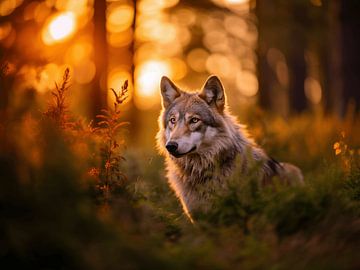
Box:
340 0 360 114
92 0 108 119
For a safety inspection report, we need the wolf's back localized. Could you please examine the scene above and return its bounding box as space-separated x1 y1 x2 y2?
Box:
278 162 304 185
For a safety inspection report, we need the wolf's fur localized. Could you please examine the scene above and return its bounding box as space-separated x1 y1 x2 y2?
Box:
157 76 303 221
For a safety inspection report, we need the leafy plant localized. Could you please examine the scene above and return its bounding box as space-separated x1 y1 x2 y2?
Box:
43 68 73 129
90 81 129 204
43 68 129 205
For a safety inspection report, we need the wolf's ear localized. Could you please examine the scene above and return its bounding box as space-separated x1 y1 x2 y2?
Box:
200 76 225 112
160 76 181 108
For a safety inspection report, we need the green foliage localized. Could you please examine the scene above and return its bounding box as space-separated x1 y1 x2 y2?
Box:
344 165 360 202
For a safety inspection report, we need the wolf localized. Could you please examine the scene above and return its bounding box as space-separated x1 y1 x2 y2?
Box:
156 75 303 222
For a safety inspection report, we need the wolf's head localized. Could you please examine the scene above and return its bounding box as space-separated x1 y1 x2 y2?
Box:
157 76 228 158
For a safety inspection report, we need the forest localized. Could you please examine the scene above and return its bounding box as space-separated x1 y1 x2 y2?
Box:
1 0 360 269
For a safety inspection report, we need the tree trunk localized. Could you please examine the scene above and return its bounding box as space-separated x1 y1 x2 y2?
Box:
127 0 141 146
92 0 108 119
257 0 275 111
322 0 343 116
287 37 307 113
340 0 360 114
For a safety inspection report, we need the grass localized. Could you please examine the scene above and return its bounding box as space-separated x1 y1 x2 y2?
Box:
1 69 360 269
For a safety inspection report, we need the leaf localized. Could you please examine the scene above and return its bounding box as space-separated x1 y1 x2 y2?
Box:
114 121 130 130
96 115 109 120
97 121 109 126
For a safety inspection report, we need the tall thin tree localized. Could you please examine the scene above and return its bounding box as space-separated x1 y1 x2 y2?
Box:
92 0 108 119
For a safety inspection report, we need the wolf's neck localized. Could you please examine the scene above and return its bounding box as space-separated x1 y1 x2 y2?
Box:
171 143 240 185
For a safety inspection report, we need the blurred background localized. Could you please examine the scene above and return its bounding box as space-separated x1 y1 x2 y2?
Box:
1 0 359 148
2 2 360 268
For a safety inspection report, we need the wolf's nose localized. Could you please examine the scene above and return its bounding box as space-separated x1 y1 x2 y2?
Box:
166 141 178 153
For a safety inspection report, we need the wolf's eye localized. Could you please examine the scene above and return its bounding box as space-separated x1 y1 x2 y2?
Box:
190 117 200 124
169 117 176 124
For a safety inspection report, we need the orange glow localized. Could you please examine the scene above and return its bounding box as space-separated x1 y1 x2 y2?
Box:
224 0 249 4
65 42 92 64
236 71 258 97
305 77 322 104
73 59 96 85
138 0 179 13
203 30 229 52
55 0 89 15
176 25 191 46
108 29 133 47
108 69 133 106
35 64 67 93
214 0 250 12
107 5 134 33
0 0 23 16
169 58 187 80
42 12 76 45
224 16 246 39
135 60 171 110
206 54 233 78
64 41 94 84
136 19 176 43
187 48 209 73
0 23 12 41
34 2 51 23
174 8 196 27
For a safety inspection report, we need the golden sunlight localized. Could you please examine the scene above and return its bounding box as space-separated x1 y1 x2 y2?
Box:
0 23 12 41
224 0 249 4
236 71 258 97
135 60 171 110
215 0 250 12
108 69 133 106
107 5 134 33
42 12 76 45
0 0 23 16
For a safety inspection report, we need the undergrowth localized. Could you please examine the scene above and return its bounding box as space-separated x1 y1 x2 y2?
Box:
1 68 360 269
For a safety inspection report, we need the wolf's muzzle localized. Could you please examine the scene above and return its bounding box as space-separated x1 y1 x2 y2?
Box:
166 142 196 158
166 141 178 154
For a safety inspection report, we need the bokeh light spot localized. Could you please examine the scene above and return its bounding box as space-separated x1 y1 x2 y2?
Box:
305 77 322 104
42 12 76 45
0 23 12 41
186 48 209 73
135 60 171 110
107 5 134 33
236 71 258 97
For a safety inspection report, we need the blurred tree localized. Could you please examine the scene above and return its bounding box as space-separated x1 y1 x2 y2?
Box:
257 0 285 114
92 0 108 119
257 0 308 115
318 1 343 116
340 0 360 114
127 0 141 147
286 1 307 113
257 0 360 116
0 1 28 120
